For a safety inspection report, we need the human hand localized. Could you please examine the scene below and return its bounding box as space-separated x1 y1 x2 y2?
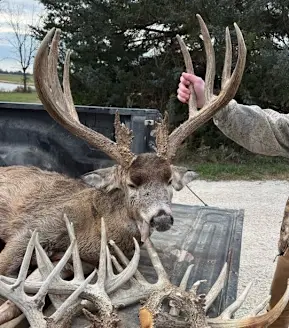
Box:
177 72 205 108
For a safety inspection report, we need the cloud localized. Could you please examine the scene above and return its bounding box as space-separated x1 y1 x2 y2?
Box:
1 0 44 12
0 0 44 71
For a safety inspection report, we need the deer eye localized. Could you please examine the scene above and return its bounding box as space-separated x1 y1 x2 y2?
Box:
128 182 137 189
168 179 173 185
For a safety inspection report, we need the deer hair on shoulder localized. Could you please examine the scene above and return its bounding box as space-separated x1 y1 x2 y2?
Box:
33 14 246 169
0 214 288 327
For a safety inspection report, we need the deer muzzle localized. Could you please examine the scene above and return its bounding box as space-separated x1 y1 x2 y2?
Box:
140 210 174 242
150 210 174 232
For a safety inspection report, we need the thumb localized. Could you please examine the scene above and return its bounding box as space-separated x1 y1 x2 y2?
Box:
182 72 203 85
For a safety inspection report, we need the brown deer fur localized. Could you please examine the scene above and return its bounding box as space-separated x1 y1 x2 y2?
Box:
0 153 197 275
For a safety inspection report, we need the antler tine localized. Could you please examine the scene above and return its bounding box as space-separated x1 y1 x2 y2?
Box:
205 262 228 312
11 230 37 291
48 29 67 117
97 217 107 286
219 281 253 319
169 264 194 316
35 232 69 310
114 112 136 167
105 238 140 294
197 14 215 104
0 231 48 328
63 50 80 122
176 35 198 115
109 253 144 290
35 234 56 277
34 28 135 168
106 246 114 277
110 254 125 273
191 279 207 293
179 264 194 290
144 238 169 283
109 237 172 309
0 231 37 294
246 295 271 317
0 234 38 326
207 280 289 327
35 237 76 302
155 112 170 159
109 239 147 283
221 27 232 88
50 269 97 324
167 15 247 160
64 214 85 281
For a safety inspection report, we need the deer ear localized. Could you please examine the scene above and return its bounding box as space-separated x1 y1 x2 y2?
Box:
170 165 199 191
81 166 120 190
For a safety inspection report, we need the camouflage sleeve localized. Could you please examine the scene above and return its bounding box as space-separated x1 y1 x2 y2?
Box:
213 100 289 158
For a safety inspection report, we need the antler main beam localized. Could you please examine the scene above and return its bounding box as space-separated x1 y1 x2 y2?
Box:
34 28 135 169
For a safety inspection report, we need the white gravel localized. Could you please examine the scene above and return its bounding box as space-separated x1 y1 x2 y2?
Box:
172 179 289 316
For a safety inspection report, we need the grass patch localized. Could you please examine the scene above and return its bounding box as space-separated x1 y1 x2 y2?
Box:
0 91 39 103
192 160 289 180
176 144 289 180
0 73 34 85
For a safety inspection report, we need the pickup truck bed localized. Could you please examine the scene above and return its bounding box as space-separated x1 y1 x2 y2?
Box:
0 102 160 176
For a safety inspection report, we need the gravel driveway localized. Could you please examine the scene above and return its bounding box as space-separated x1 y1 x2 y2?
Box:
172 179 289 316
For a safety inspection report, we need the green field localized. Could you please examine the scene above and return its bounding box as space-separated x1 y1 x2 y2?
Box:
176 151 289 181
0 73 38 102
0 91 39 103
0 73 34 85
192 160 289 180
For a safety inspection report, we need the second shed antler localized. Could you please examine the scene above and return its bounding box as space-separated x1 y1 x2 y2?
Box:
109 239 289 328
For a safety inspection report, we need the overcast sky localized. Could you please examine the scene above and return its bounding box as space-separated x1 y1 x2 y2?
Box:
0 0 44 72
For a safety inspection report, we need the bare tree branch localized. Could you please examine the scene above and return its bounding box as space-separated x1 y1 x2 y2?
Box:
2 2 41 92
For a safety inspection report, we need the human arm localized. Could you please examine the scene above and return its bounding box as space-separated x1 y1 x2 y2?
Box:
177 73 289 158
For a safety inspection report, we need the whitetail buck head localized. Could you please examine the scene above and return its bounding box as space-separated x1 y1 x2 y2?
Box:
33 15 246 241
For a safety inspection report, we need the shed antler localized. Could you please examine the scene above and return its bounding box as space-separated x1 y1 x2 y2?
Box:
34 28 135 169
109 238 289 328
1 228 289 327
156 14 247 160
0 216 140 327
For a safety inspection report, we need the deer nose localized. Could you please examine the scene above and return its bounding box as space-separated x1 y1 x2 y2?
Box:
150 210 174 232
